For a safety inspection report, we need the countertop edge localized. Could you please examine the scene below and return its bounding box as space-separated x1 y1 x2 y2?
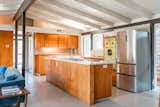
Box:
46 58 115 65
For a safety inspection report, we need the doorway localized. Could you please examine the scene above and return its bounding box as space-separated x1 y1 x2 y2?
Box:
13 32 34 74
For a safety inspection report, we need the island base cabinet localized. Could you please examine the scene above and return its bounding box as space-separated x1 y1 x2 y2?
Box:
46 60 113 105
94 65 112 99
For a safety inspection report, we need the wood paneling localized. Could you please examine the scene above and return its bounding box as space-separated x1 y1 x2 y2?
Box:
0 30 13 66
46 59 113 105
34 33 78 49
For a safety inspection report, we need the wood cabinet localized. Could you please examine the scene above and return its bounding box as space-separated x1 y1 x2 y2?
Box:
58 35 68 48
46 59 52 81
46 59 113 105
67 36 78 48
35 55 56 75
34 33 45 49
0 30 13 66
94 65 112 99
34 33 78 49
45 35 58 48
112 70 117 86
35 55 46 75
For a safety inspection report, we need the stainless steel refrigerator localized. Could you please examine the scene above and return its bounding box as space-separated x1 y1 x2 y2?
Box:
116 30 151 92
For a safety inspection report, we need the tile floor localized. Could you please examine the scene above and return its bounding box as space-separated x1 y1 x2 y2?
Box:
25 72 160 107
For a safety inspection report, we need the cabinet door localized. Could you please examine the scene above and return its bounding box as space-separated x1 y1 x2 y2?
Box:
39 56 47 75
112 70 117 86
68 36 78 49
51 60 57 84
58 35 68 48
70 64 78 96
64 62 71 92
46 60 52 82
45 35 58 48
55 61 65 89
34 33 45 49
34 55 40 74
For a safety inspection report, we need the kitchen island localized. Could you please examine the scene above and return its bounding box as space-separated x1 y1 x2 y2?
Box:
46 57 114 105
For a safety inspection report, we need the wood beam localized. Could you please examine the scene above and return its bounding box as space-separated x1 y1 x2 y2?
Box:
42 0 113 26
13 0 36 21
75 0 131 23
33 3 101 29
114 0 153 18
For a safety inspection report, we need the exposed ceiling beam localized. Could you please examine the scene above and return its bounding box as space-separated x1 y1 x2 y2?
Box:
114 0 153 18
42 0 113 26
27 11 84 31
0 10 17 14
29 7 91 30
33 2 101 29
75 0 131 23
82 18 160 35
13 0 36 21
27 15 81 31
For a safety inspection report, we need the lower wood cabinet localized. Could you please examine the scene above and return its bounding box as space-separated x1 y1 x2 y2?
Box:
112 70 117 86
46 59 113 105
35 55 55 75
35 55 46 75
112 64 117 86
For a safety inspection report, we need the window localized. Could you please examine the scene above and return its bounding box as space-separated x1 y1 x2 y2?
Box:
93 34 103 50
82 35 91 57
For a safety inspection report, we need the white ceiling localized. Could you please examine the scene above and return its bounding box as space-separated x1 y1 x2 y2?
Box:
2 0 160 33
0 0 24 14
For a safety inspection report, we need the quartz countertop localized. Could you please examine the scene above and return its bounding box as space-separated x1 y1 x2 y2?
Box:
46 56 115 65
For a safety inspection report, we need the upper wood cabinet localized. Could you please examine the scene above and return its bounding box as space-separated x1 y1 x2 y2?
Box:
34 33 45 49
34 33 78 49
58 35 68 48
67 35 78 49
45 35 58 48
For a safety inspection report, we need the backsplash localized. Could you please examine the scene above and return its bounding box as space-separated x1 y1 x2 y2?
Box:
34 48 79 55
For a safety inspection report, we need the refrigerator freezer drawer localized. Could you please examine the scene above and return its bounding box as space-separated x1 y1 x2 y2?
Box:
117 64 136 76
116 74 137 92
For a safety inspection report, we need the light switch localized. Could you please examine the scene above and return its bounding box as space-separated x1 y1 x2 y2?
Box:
5 44 10 48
